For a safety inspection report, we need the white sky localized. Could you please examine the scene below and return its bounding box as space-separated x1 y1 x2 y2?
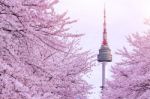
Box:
56 0 150 99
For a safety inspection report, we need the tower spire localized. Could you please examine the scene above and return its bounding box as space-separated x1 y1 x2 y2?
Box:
102 4 108 45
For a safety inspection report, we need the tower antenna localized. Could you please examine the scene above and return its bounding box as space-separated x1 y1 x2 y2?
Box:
102 4 107 45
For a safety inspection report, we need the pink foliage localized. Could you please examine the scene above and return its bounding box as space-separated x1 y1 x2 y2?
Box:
0 0 94 99
103 31 150 99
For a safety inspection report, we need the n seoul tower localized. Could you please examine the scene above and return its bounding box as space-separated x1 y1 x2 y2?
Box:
97 5 112 97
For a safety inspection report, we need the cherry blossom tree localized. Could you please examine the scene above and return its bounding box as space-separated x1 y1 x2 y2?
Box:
0 0 94 99
103 29 150 99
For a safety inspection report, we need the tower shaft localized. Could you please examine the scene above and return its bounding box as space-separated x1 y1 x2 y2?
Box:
101 62 106 89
